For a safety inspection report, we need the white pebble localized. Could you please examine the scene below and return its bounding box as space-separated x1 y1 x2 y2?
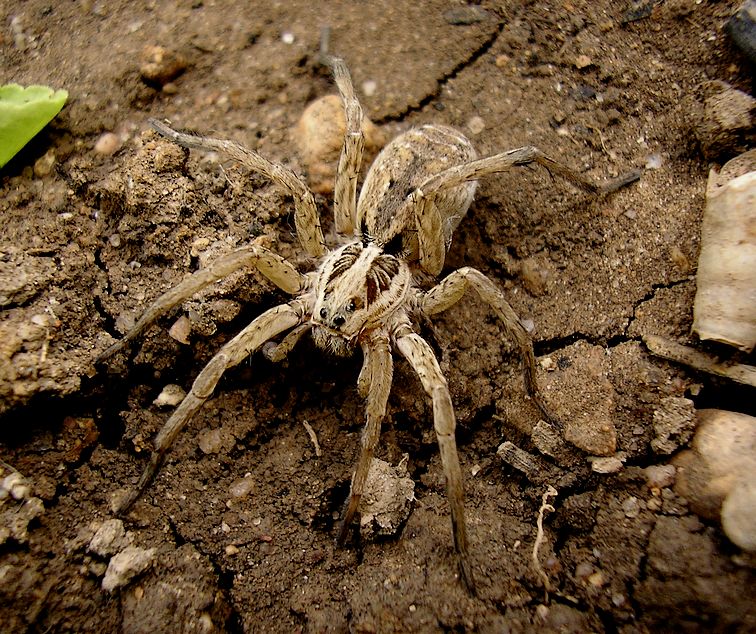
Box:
153 384 186 408
362 80 377 97
721 479 756 552
101 546 155 592
590 456 624 473
467 116 485 135
281 31 294 44
228 476 255 499
94 132 121 156
198 428 223 454
88 519 128 557
645 153 663 169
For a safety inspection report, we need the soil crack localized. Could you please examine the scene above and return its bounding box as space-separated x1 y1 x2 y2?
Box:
375 19 506 124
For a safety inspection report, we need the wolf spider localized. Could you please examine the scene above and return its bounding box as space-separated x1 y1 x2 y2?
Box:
97 55 638 592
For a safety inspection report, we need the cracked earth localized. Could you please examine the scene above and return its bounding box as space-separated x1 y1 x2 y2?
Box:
1 1 754 632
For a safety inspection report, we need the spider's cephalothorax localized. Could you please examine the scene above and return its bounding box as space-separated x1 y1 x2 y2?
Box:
311 241 410 356
96 55 639 593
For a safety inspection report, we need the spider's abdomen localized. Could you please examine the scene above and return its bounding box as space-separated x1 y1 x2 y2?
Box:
356 124 477 258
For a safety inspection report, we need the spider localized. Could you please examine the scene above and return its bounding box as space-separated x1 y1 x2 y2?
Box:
96 55 639 593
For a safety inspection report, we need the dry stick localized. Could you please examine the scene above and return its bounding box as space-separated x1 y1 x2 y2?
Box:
643 335 756 387
533 485 558 602
302 420 321 457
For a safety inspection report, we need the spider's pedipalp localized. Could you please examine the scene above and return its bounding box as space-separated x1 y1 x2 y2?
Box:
114 302 304 515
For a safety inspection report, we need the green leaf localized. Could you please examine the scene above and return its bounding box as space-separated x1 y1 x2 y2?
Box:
0 84 68 168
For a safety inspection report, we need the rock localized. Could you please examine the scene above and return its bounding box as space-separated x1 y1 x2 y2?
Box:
690 81 755 160
88 519 129 557
140 46 188 87
33 150 56 177
674 409 756 549
467 115 485 135
197 427 235 455
168 315 192 345
228 475 255 500
0 496 44 545
590 454 626 474
94 132 121 156
153 384 186 408
359 458 415 539
651 396 696 455
444 6 489 25
721 478 756 552
102 546 156 592
293 94 386 194
727 0 756 65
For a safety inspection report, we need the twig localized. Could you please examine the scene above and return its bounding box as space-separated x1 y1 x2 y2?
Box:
643 335 756 387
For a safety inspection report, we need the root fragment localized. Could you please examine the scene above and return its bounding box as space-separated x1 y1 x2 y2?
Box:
533 484 558 602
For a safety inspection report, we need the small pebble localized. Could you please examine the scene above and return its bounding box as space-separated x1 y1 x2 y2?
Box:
575 561 594 580
198 428 224 454
33 151 56 178
94 132 121 156
590 455 624 474
228 476 255 499
645 154 663 169
281 31 294 44
574 54 593 69
153 384 186 408
225 544 239 556
168 315 192 344
108 234 121 248
190 237 211 256
101 546 156 592
362 80 377 97
467 116 485 135
140 45 187 87
88 519 128 557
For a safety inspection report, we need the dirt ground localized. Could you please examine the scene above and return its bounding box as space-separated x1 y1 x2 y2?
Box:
1 1 755 632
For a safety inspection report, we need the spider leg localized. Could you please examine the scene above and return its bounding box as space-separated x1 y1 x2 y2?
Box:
336 332 393 544
394 331 475 594
321 56 364 236
150 119 326 257
114 302 304 514
421 267 557 426
409 146 641 275
96 245 305 362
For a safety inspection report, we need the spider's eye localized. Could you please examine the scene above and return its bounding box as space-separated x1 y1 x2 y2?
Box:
346 297 363 312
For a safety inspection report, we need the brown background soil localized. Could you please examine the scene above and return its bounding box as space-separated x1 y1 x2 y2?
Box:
1 1 754 632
